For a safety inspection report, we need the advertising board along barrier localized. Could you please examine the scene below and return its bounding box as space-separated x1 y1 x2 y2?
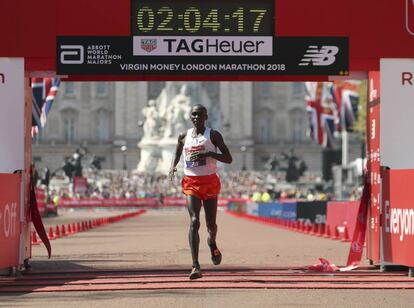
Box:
326 201 359 240
296 201 327 226
59 198 160 208
258 202 283 219
379 59 414 274
381 169 414 270
281 201 297 221
0 174 21 269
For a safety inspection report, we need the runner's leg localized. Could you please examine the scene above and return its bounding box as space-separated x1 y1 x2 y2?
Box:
204 198 218 245
187 195 202 267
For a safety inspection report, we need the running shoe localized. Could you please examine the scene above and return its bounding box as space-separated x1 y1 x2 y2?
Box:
209 243 222 265
189 266 202 280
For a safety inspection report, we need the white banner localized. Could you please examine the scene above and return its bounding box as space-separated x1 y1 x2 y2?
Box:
133 36 273 56
0 58 24 173
380 58 414 169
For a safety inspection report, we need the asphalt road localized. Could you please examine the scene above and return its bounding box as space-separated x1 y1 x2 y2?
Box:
1 207 414 307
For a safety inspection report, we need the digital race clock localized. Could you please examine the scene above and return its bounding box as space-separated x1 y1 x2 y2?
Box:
131 0 275 36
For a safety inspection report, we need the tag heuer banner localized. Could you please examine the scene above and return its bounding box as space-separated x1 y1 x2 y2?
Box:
56 36 348 76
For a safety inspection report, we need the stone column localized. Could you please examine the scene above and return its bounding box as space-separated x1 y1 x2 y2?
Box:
220 82 254 170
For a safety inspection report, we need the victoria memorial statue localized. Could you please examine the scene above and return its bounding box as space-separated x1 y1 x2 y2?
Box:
136 82 221 173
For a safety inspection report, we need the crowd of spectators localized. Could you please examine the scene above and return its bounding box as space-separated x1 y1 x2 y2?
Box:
45 168 346 202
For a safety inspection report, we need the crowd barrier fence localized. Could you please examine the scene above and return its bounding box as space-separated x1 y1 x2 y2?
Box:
58 197 247 208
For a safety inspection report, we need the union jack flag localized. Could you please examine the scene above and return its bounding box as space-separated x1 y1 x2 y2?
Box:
332 81 360 132
31 78 60 137
305 82 339 149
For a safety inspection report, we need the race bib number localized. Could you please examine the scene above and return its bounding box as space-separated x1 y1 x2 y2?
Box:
185 145 206 168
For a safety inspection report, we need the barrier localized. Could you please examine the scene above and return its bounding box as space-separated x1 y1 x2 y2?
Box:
245 202 259 216
31 210 147 245
59 197 247 208
381 169 414 268
258 202 283 219
296 201 327 226
281 201 297 221
0 174 21 269
59 198 160 208
326 201 359 241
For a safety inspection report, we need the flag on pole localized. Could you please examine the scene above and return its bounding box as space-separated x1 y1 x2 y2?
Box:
332 81 360 132
320 82 339 149
305 82 339 149
31 78 61 137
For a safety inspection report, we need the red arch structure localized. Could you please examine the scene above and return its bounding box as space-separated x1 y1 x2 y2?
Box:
0 0 413 272
1 0 413 79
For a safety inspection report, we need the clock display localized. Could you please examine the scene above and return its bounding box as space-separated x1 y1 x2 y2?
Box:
131 0 274 36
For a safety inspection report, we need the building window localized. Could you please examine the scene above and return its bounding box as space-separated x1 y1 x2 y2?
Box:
96 110 110 142
64 82 76 96
96 82 108 97
33 156 42 163
64 118 76 142
259 119 270 143
258 82 271 98
289 108 305 142
292 82 304 98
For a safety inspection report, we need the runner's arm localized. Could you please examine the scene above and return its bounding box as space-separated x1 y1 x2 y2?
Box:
207 130 233 164
169 131 186 180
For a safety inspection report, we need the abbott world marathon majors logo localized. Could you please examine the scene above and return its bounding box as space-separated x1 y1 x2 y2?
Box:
133 36 273 56
384 200 414 242
60 44 122 65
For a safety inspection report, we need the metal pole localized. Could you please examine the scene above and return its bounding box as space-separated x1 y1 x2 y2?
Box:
342 129 348 167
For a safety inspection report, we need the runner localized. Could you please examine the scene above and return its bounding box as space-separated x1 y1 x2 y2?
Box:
169 104 233 280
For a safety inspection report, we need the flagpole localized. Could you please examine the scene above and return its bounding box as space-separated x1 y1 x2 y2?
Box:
342 129 348 167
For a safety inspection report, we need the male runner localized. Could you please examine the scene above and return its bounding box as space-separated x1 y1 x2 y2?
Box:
169 104 232 280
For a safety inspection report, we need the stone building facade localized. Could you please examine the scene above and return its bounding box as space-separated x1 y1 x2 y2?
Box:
32 82 361 174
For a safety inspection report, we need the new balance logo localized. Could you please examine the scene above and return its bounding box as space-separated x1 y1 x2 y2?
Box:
299 45 339 66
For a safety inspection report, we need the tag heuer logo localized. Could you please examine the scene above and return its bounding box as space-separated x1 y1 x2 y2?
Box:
141 39 157 52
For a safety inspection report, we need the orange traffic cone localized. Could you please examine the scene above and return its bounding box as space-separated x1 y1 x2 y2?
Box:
323 224 331 238
32 231 40 245
61 224 67 236
48 227 55 240
316 223 324 237
309 223 317 235
332 225 339 240
55 225 61 238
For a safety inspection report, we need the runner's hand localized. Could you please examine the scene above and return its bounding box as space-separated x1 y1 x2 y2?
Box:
190 151 209 161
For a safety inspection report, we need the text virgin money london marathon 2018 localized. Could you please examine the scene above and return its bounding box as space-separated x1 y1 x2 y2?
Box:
119 63 284 72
